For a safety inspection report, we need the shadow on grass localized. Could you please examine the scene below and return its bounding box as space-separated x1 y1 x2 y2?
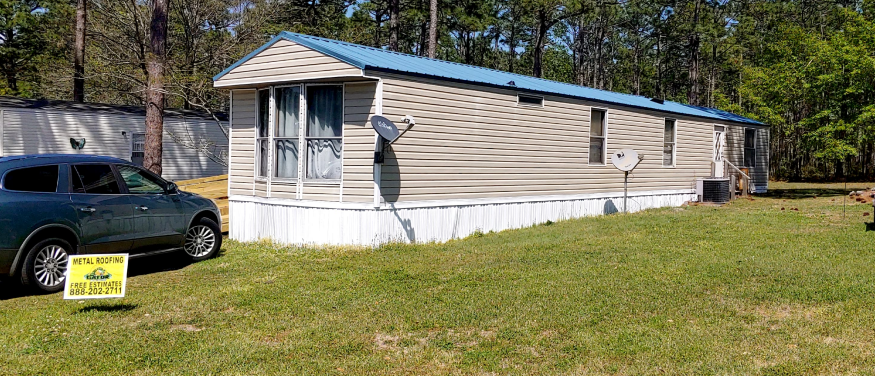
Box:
0 282 29 301
76 303 138 314
128 246 226 277
866 222 875 232
760 188 856 200
0 248 226 301
128 252 193 278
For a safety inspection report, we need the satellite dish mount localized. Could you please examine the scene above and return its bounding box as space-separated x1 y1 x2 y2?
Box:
371 115 416 163
611 149 643 213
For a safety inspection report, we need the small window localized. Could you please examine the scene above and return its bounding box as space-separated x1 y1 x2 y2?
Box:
131 132 146 166
3 165 59 193
589 109 607 165
117 165 166 194
518 94 543 107
71 164 121 194
663 119 676 166
256 88 271 178
744 128 756 167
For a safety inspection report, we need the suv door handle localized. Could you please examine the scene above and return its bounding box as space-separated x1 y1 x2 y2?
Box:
79 207 96 213
136 206 149 211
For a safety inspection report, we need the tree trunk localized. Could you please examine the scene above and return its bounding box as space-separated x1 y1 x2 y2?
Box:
532 10 548 78
389 0 400 51
633 37 640 96
73 0 87 102
508 15 517 73
428 0 437 58
688 0 702 106
144 0 168 176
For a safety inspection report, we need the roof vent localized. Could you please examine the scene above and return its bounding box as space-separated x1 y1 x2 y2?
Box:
507 81 516 86
650 98 665 104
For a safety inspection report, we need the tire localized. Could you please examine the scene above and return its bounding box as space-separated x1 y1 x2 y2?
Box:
183 217 222 261
20 238 73 294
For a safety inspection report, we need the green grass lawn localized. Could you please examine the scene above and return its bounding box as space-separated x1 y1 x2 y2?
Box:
2 183 875 375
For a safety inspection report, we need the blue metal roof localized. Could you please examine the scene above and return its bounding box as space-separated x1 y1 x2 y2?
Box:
215 32 764 126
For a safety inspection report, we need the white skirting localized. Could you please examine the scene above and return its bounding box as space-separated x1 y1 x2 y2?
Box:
229 189 696 246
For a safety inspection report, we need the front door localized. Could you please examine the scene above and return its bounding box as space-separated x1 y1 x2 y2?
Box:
116 165 187 253
713 125 726 178
70 164 135 254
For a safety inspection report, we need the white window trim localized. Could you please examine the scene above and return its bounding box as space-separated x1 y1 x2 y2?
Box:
663 118 677 168
743 128 757 168
255 88 271 182
253 83 345 189
588 107 608 166
517 94 544 108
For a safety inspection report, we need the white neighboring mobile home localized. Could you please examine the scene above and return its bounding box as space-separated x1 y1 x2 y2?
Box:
214 32 770 245
0 97 229 181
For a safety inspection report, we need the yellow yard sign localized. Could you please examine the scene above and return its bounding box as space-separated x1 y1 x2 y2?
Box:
63 254 129 299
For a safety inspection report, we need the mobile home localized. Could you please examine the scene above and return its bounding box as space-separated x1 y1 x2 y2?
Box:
0 97 228 181
214 32 769 245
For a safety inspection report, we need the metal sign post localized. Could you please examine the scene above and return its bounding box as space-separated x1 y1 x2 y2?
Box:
611 149 643 214
624 170 629 213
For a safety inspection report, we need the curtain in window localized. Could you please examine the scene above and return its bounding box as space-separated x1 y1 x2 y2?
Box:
257 89 270 177
305 86 343 179
258 140 269 177
274 87 300 179
276 87 299 137
307 86 343 137
275 140 298 178
306 140 342 179
257 89 270 138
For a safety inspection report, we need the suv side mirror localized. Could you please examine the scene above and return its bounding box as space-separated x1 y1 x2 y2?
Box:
166 182 179 195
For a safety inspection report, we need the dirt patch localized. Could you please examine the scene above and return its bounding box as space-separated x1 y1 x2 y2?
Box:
374 333 401 350
752 303 825 322
849 190 875 204
171 324 203 332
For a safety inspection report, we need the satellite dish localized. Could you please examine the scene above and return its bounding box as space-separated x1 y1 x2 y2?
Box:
370 115 400 143
611 149 641 172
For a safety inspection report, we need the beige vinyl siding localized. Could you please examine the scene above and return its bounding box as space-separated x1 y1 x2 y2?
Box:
724 124 769 190
214 40 362 88
373 71 712 202
229 90 258 196
341 82 378 202
270 182 297 199
1 108 227 181
301 185 340 201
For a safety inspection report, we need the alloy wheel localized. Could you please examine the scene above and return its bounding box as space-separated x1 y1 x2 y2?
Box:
184 225 216 258
34 245 69 287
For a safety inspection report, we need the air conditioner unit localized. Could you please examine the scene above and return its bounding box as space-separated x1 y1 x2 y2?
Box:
696 178 731 204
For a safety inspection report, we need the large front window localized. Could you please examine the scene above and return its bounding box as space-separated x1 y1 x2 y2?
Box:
305 86 343 180
256 84 343 184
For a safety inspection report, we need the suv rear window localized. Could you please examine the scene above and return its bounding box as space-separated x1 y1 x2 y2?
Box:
72 164 121 194
3 165 60 193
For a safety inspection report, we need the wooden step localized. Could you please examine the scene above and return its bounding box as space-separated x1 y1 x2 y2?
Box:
174 175 230 233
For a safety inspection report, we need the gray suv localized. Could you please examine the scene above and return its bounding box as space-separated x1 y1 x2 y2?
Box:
0 155 223 293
